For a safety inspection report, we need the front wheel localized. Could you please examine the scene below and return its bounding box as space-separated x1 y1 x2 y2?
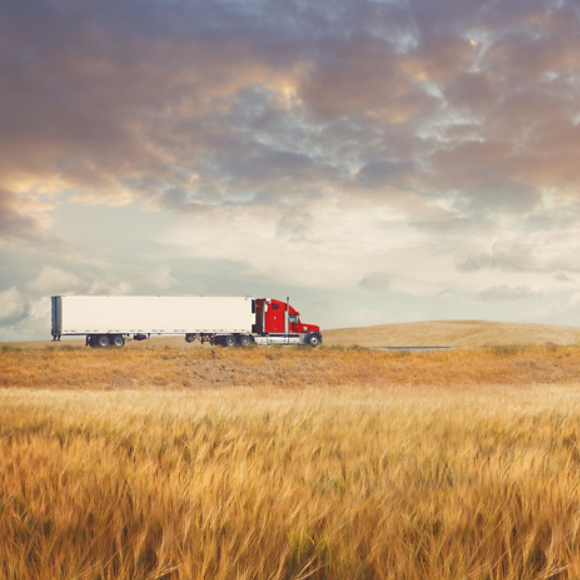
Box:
305 333 321 348
112 335 125 348
238 335 252 347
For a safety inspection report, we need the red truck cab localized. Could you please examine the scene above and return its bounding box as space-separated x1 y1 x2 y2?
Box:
254 298 322 347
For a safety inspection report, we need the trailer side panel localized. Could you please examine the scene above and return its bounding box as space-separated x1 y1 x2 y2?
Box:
59 296 254 335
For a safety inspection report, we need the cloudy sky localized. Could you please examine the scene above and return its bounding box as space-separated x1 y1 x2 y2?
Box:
2 0 580 341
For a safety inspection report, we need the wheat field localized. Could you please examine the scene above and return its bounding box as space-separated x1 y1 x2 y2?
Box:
2 345 580 579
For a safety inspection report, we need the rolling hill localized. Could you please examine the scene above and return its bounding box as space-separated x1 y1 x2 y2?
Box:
323 319 580 348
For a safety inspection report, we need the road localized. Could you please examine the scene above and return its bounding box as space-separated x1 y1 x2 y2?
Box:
371 346 455 351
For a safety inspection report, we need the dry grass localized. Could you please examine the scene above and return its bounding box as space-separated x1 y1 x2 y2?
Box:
2 343 580 390
2 347 580 578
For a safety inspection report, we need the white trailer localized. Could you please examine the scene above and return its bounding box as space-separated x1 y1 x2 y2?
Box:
51 295 323 348
52 295 255 347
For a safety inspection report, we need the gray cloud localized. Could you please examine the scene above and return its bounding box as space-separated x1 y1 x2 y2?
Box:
457 240 580 274
299 34 437 123
465 180 540 214
477 285 542 302
276 209 315 241
555 272 574 282
1 0 578 228
359 272 391 292
457 242 539 273
356 160 415 190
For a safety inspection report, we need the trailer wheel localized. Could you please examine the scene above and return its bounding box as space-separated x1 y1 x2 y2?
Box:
223 335 236 347
306 333 321 348
97 334 110 348
87 335 98 348
112 335 125 348
238 335 252 347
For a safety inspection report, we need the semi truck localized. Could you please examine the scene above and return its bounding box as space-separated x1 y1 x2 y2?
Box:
51 295 322 348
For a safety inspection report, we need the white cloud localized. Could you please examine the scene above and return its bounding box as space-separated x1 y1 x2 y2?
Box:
25 265 136 298
156 199 580 307
25 266 83 295
0 297 52 341
158 203 426 292
147 265 177 290
0 287 28 323
87 280 134 296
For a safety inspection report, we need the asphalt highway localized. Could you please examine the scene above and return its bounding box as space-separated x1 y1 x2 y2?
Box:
371 346 455 351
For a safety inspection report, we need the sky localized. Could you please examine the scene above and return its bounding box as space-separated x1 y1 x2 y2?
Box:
1 0 580 341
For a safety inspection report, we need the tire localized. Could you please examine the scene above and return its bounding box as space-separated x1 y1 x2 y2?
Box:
97 334 110 348
238 335 252 347
112 335 125 348
223 335 236 347
306 333 321 348
88 335 97 348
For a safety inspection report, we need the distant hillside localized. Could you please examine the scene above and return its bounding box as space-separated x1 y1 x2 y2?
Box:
323 320 580 348
5 320 580 350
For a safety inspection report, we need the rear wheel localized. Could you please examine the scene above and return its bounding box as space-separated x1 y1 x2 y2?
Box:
223 335 236 347
238 335 252 347
97 334 110 348
112 335 125 348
